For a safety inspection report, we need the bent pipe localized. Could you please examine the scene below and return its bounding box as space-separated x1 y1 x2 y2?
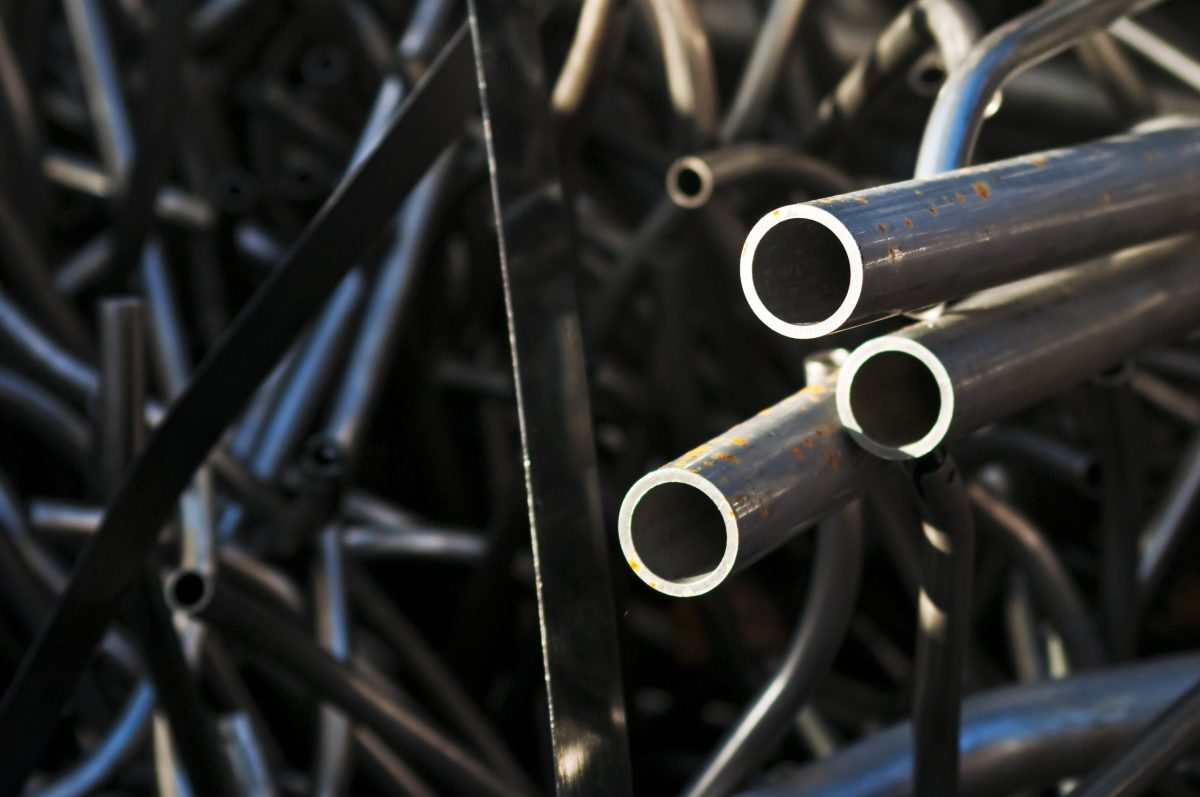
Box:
737 652 1200 797
835 235 1200 460
618 380 883 597
741 119 1200 339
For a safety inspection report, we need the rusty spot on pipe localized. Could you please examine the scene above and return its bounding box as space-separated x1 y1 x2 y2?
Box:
1101 191 1112 207
825 450 838 470
1030 156 1047 168
791 447 805 461
955 192 965 203
973 181 989 200
929 206 938 216
730 437 747 446
878 223 887 233
855 197 868 205
903 217 914 229
803 437 813 447
713 453 738 463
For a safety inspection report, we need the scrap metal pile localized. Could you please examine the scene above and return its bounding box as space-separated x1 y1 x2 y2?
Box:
1 0 1200 794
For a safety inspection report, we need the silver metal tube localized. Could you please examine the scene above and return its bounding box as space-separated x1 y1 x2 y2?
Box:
62 0 134 183
1138 431 1200 605
217 713 276 797
741 121 1200 339
313 528 352 797
666 144 856 209
835 236 1200 460
342 524 486 563
1110 18 1200 96
640 0 719 144
618 380 883 597
913 0 1162 177
740 653 1200 797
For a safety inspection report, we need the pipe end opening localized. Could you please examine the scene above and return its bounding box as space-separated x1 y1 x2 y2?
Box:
167 569 212 614
667 158 712 209
620 475 736 597
743 211 860 338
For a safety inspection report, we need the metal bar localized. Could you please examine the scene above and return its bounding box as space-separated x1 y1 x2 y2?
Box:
739 653 1200 797
619 380 883 597
468 1 633 793
741 121 1200 339
835 236 1200 460
914 0 1161 177
312 528 352 797
682 503 863 797
0 31 476 791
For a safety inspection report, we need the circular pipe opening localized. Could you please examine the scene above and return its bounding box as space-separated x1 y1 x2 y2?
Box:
166 569 212 613
837 337 954 460
908 54 946 98
666 157 713 209
618 471 737 597
741 206 863 339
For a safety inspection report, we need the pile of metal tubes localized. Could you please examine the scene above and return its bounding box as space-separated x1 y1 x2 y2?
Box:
2 0 1200 794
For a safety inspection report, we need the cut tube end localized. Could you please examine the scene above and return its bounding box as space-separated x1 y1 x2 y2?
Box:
618 469 739 597
837 336 955 459
166 567 214 614
741 204 864 339
666 156 714 209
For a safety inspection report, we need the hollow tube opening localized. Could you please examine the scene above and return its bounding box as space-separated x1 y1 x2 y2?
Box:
849 350 942 448
751 218 852 327
167 569 212 613
629 483 729 582
666 157 712 209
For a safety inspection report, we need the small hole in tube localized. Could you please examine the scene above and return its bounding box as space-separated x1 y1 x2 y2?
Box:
630 483 728 582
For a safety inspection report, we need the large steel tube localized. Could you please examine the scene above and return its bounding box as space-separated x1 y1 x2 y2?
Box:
618 381 883 597
835 236 1200 460
740 119 1200 339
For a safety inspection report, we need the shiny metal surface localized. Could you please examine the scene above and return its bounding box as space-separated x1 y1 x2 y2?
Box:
914 0 1162 177
836 236 1200 459
468 1 633 792
740 653 1200 797
618 380 883 597
742 121 1200 339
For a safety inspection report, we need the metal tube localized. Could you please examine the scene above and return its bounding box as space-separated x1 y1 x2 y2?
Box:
640 0 718 144
835 236 1200 460
682 503 863 797
62 0 134 183
739 653 1200 797
1138 431 1200 607
342 524 486 563
741 121 1200 339
1110 18 1200 96
218 713 277 797
313 528 352 797
618 380 884 597
913 0 1162 177
807 0 980 144
665 144 856 209
969 483 1105 670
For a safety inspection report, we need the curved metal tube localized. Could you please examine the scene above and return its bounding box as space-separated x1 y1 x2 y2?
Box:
682 503 863 797
738 653 1200 797
618 380 883 597
953 427 1099 490
718 0 812 143
914 0 1161 177
968 483 1105 669
741 120 1200 339
665 144 855 209
1138 430 1200 607
552 0 624 121
836 236 1200 459
640 0 719 145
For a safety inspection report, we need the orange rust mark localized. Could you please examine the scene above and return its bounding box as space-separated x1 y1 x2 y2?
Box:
929 206 938 216
903 217 914 229
803 437 814 447
801 383 826 393
647 581 658 589
713 453 738 463
730 437 747 445
1030 156 1047 168
1101 191 1112 207
791 447 805 461
955 192 966 203
629 559 640 571
825 450 838 470
887 245 899 261
814 428 825 437
758 506 771 518
877 223 887 233
855 197 868 205
973 181 990 200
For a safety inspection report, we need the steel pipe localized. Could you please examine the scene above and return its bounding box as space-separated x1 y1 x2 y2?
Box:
739 653 1200 797
665 144 856 209
836 236 1200 460
741 120 1200 339
618 380 883 597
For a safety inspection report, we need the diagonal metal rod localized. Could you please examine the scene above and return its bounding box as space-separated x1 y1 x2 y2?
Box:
468 1 633 793
0 29 477 791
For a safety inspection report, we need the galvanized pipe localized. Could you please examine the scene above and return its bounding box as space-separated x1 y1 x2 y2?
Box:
835 236 1200 460
618 380 884 597
741 120 1200 339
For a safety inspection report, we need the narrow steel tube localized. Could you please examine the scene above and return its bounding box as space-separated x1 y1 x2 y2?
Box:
1138 431 1200 606
742 121 1200 339
1109 19 1200 96
836 236 1200 459
618 381 884 597
342 524 486 563
641 0 718 144
665 144 855 209
913 0 1162 177
218 713 277 797
682 503 863 797
62 0 134 183
313 528 352 797
739 653 1200 797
